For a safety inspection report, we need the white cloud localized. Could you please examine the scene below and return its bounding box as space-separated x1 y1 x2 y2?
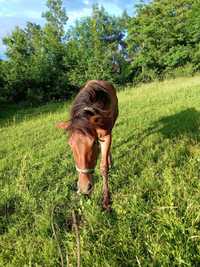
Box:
83 0 90 5
21 10 43 20
0 9 41 20
101 1 123 16
0 10 15 17
0 0 20 3
68 7 91 23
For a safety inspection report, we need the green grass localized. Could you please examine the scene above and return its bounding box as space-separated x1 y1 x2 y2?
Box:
1 75 200 266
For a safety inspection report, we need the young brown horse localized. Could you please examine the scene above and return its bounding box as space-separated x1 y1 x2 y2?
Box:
57 80 118 211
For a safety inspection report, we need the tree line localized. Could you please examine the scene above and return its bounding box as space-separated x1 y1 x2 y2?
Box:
0 0 199 103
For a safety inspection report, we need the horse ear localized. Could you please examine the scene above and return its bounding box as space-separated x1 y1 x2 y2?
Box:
56 121 70 130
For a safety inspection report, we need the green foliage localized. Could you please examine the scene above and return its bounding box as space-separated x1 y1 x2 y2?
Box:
1 1 128 103
0 60 6 101
1 0 200 102
2 0 69 103
42 0 68 39
1 76 200 266
66 5 128 86
127 0 200 82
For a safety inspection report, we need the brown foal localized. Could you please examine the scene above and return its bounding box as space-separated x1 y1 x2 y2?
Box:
57 80 118 211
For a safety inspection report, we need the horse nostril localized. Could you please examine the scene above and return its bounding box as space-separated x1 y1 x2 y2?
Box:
87 183 93 192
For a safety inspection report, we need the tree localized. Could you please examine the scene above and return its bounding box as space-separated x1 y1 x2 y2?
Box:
66 4 129 86
187 1 200 71
0 60 6 101
3 0 69 103
127 0 197 82
42 0 68 40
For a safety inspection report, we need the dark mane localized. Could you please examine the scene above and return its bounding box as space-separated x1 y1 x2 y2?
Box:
67 81 112 136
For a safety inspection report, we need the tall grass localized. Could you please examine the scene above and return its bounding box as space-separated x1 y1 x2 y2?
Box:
1 75 200 266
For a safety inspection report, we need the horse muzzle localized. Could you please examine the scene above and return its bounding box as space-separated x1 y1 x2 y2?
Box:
77 174 93 195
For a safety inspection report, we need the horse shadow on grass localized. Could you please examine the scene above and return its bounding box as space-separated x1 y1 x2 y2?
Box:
114 108 200 160
151 108 200 140
111 108 200 192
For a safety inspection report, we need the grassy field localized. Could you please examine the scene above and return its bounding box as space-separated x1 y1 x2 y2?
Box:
1 76 200 267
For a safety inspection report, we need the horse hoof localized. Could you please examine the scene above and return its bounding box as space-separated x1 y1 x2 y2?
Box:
102 200 112 212
102 205 112 213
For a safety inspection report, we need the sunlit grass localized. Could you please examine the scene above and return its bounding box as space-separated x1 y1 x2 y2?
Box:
1 75 200 266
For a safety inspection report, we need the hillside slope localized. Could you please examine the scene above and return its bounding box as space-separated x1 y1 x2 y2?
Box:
1 76 200 266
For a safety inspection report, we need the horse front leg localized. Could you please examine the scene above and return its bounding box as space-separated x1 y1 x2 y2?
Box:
99 134 112 211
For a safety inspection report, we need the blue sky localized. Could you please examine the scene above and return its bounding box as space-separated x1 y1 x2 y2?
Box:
0 0 138 58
